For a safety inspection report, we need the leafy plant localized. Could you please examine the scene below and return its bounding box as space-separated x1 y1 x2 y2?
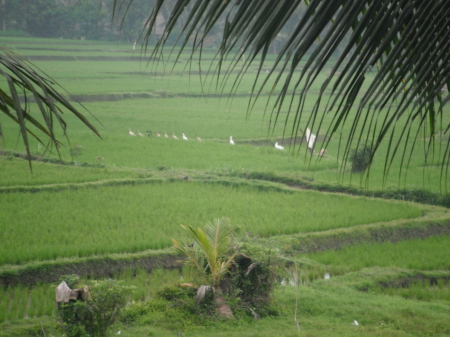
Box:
172 218 238 319
58 279 134 337
350 145 373 173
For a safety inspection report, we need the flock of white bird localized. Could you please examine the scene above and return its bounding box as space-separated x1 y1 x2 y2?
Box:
127 127 326 155
129 129 203 142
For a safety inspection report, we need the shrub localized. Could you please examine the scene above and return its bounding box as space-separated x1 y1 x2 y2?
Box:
350 145 373 173
58 278 134 337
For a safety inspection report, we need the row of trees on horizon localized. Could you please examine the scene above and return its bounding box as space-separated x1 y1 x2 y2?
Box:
1 0 331 54
1 0 155 42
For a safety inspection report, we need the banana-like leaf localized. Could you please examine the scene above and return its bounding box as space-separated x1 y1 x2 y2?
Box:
0 47 101 171
114 0 450 187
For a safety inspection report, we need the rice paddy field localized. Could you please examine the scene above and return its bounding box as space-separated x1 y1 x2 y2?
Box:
0 35 449 337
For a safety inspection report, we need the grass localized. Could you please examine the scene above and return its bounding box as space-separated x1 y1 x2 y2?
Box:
303 235 450 273
1 265 449 336
0 35 449 336
0 179 423 265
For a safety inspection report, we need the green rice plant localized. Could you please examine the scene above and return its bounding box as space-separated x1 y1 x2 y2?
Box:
369 279 450 302
304 235 450 273
0 181 422 265
1 34 448 192
0 292 7 322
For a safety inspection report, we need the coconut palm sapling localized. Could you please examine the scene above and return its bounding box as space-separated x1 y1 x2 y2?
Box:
172 218 238 319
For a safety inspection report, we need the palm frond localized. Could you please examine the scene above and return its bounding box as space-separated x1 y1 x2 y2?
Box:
116 0 450 188
0 47 101 171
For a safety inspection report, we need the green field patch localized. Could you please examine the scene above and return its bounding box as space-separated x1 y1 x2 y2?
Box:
0 181 423 265
0 157 139 187
304 235 450 273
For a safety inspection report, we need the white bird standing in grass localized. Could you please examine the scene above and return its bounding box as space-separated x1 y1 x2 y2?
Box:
172 132 179 140
196 134 202 142
155 131 161 137
138 130 144 137
182 133 188 141
164 131 169 138
128 128 136 136
305 128 316 153
229 136 235 145
352 320 359 326
275 142 284 150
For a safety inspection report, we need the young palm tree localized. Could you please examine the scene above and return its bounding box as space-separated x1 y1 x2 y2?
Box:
172 218 238 318
113 0 450 185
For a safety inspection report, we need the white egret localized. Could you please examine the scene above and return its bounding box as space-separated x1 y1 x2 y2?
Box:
172 132 179 140
155 131 161 137
138 130 144 137
164 131 169 138
196 134 202 142
128 129 136 136
352 320 359 326
229 136 235 145
182 132 188 140
275 142 284 150
305 128 316 153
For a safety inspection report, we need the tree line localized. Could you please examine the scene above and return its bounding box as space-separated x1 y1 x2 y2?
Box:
1 0 314 52
1 0 154 42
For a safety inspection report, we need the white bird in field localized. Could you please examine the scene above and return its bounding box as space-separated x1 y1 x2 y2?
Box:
172 132 179 140
164 131 169 138
138 130 144 137
305 127 316 153
128 128 136 136
133 42 136 50
275 142 284 150
182 133 188 141
196 134 202 142
229 136 235 145
318 148 326 156
155 131 161 137
352 320 359 326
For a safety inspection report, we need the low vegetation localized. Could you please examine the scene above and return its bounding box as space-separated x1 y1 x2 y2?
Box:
0 36 449 336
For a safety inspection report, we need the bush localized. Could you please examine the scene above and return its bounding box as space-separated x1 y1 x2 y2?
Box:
58 278 134 337
350 145 373 173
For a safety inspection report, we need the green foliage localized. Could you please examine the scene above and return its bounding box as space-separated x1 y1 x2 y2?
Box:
226 254 277 316
173 218 238 288
58 279 134 337
58 274 81 289
350 145 374 173
120 285 217 331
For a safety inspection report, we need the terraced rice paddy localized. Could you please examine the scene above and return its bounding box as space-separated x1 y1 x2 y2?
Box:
0 35 449 337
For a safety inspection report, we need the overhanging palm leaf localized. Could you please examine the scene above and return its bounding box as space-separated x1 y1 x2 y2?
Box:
114 0 449 187
0 47 101 171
